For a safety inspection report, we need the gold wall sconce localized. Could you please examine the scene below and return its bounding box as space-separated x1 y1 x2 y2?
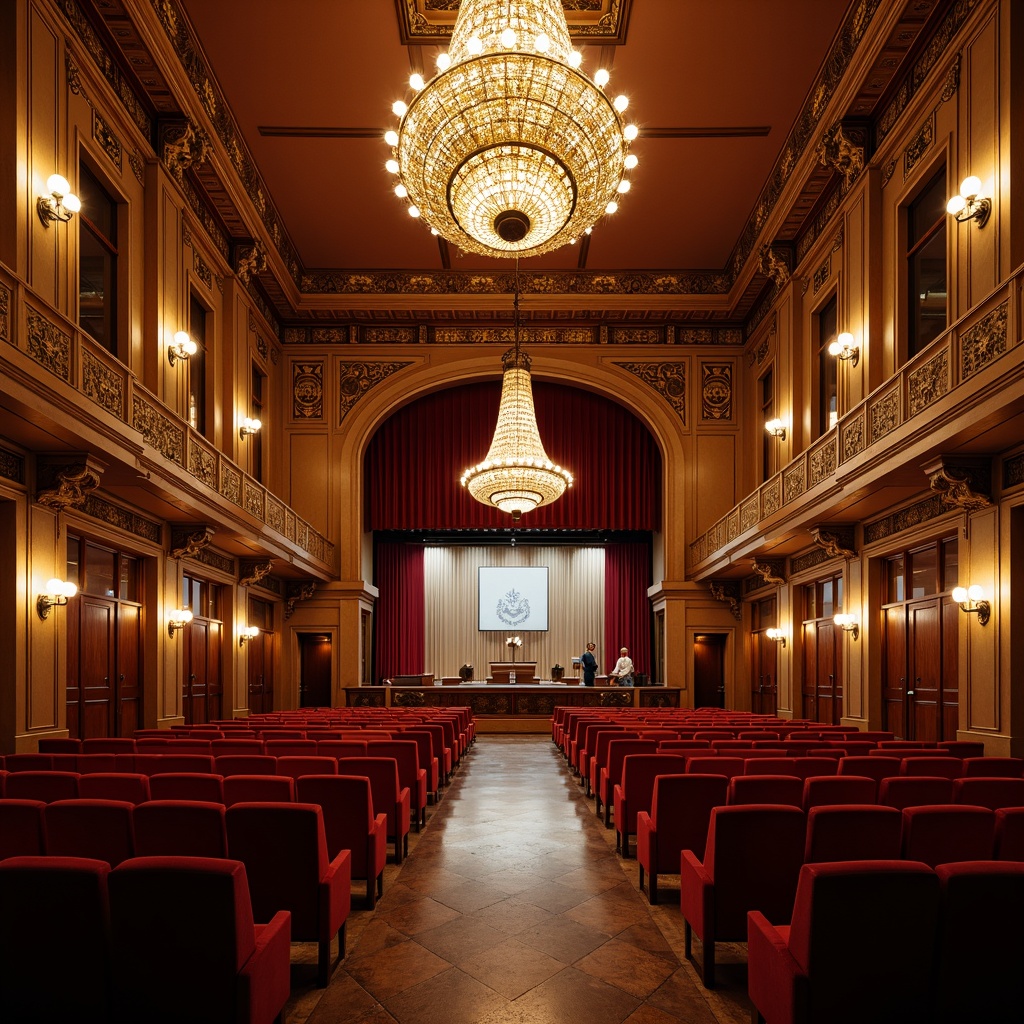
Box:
239 417 262 440
37 578 78 619
238 625 260 647
167 331 198 367
952 585 990 626
828 332 860 366
167 608 194 638
765 627 787 647
37 174 81 226
833 613 860 640
764 418 787 440
946 176 991 228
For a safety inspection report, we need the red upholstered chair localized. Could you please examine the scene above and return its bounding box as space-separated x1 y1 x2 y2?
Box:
877 775 954 810
5 770 80 802
586 729 638 803
223 774 295 806
802 804 903 863
900 804 996 867
134 753 215 776
4 753 54 771
264 738 318 758
741 757 801 777
109 856 291 1024
416 723 453 784
994 807 1024 861
788 757 840 779
76 753 121 774
747 860 941 1024
680 803 806 988
81 738 135 754
0 798 48 857
317 738 368 763
226 802 350 987
686 756 745 780
937 740 986 758
216 754 278 776
933 861 1024 1024
397 729 441 803
148 772 225 803
657 740 712 755
613 753 687 857
599 739 657 827
133 800 229 858
900 756 963 779
275 755 340 781
837 755 901 794
801 774 877 811
0 856 113 1024
37 737 82 754
296 774 388 907
637 773 729 904
45 799 136 866
962 756 1024 778
210 738 264 755
337 756 411 863
952 776 1024 810
77 772 151 805
366 740 428 830
727 774 804 808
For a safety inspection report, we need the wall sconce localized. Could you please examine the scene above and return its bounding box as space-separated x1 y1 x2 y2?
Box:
833 613 860 640
765 627 787 647
239 416 262 440
37 174 81 227
764 418 787 440
167 608 194 638
167 331 198 367
828 332 860 366
238 625 260 647
946 176 991 228
37 577 78 619
952 585 990 626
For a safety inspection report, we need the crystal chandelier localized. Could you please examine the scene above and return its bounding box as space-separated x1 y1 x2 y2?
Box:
460 267 572 519
385 0 639 257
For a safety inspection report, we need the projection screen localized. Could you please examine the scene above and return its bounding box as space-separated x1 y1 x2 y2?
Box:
478 566 549 631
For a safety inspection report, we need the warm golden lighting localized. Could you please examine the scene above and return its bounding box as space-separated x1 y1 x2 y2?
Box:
386 0 638 257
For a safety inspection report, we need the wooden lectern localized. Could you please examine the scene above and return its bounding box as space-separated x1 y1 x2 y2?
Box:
489 662 538 684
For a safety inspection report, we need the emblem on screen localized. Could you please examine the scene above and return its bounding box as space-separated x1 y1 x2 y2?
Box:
497 589 530 627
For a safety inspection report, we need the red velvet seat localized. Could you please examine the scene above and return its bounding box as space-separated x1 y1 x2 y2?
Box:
587 729 640 802
937 740 986 758
148 771 225 802
215 754 278 776
134 753 215 775
275 755 340 781
223 774 295 806
210 738 264 755
337 756 411 863
837 755 901 794
316 739 368 763
76 753 122 774
397 729 441 803
0 798 48 857
296 774 388 907
952 776 1024 810
81 738 135 754
961 756 1024 778
727 774 803 808
933 861 1024 1023
0 855 112 1023
686 756 745 780
613 753 687 857
680 803 806 987
4 753 54 771
109 856 291 1023
133 800 229 857
77 772 151 805
900 756 963 779
4 770 80 802
748 860 940 1024
367 740 428 830
37 738 82 754
801 774 877 811
45 798 136 866
226 802 350 987
637 773 729 904
599 739 657 826
802 804 902 863
900 804 996 867
877 775 954 810
264 738 318 758
994 807 1024 861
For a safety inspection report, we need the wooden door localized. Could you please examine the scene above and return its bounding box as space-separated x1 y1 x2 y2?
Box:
298 633 332 708
908 599 943 743
693 634 725 709
801 624 818 722
815 620 839 725
247 630 274 715
752 633 777 714
80 595 116 738
940 598 959 740
184 619 210 725
116 603 142 736
882 605 908 739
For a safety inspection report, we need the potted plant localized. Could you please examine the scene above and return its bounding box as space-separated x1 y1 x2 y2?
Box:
551 663 565 681
459 663 474 681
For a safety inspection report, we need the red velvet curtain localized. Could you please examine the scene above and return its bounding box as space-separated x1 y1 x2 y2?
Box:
365 381 661 530
374 541 424 682
604 541 652 679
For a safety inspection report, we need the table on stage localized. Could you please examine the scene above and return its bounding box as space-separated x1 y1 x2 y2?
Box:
489 662 538 684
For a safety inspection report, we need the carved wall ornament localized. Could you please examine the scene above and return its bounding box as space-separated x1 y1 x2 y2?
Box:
236 244 267 285
128 151 145 184
161 120 211 176
864 494 948 544
809 438 838 486
169 525 216 560
904 116 935 180
285 581 317 620
36 458 104 511
599 691 632 708
758 244 791 288
66 51 84 95
869 388 900 443
813 257 831 293
293 362 324 419
700 363 732 421
78 493 161 542
1003 452 1024 491
613 361 687 423
960 301 1008 381
810 526 857 560
91 109 122 170
709 581 742 621
928 461 992 513
842 414 865 461
132 395 185 465
27 311 72 382
909 349 949 417
193 250 212 289
941 53 961 103
784 465 805 504
0 281 9 343
339 361 413 423
0 446 25 484
187 438 218 488
239 559 274 588
761 478 781 518
816 122 865 189
751 559 786 587
82 351 124 417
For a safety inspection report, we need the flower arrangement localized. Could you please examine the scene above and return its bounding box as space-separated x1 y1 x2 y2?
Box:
459 663 474 681
505 636 523 648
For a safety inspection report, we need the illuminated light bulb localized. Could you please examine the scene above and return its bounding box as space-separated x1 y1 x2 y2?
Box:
384 130 399 146
967 584 984 601
946 195 967 216
409 73 425 91
430 226 439 235
584 226 592 234
63 193 82 214
45 174 71 195
385 159 400 174
594 68 610 88
395 184 408 198
624 154 639 170
408 205 420 217
624 124 639 141
960 175 983 198
617 179 631 193
614 95 629 113
392 100 407 117
568 50 582 68
467 35 483 54
500 27 516 48
605 200 618 214
535 33 550 52
436 52 451 71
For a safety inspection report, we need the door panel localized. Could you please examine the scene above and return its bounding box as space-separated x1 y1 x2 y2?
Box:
941 599 959 740
801 624 817 722
882 606 907 739
816 621 837 725
80 596 115 738
207 621 223 721
185 620 210 725
117 603 141 737
694 635 725 709
909 600 942 744
247 631 267 715
298 634 332 709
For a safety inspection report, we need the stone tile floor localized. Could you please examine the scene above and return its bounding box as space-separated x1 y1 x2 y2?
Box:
284 734 752 1024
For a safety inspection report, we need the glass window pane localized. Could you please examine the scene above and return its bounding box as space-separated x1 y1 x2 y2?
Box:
888 555 904 603
804 583 816 621
909 545 937 598
119 556 137 601
942 537 959 592
66 534 80 589
821 580 834 618
85 542 116 597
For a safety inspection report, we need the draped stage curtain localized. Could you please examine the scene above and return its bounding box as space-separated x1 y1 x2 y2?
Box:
374 541 424 681
604 541 652 679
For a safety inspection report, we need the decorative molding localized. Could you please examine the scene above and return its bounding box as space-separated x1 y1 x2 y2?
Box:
758 244 791 288
0 281 9 343
842 414 865 461
187 437 218 488
816 121 864 189
613 362 687 423
160 118 211 177
599 691 633 708
708 581 742 620
36 457 104 511
82 350 124 417
908 348 949 417
813 257 831 293
808 438 838 486
783 464 805 504
864 494 950 544
0 445 25 484
869 388 900 443
881 157 897 189
810 525 857 560
903 114 935 181
1003 451 1024 491
927 459 992 513
27 310 72 382
220 463 242 506
244 482 265 519
790 545 834 576
79 493 161 543
285 580 317 620
236 243 267 285
700 363 732 421
960 301 1008 381
128 151 145 184
169 524 215 560
239 559 274 587
339 362 412 423
191 545 237 576
762 477 781 518
132 395 185 464
193 249 212 289
292 362 324 419
91 109 122 170
751 558 785 587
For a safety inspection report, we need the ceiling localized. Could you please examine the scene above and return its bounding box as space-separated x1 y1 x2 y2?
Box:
81 0 949 329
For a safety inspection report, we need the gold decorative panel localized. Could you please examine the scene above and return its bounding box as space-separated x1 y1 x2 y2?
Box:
809 438 837 485
339 362 412 423
27 311 71 382
293 362 324 420
613 361 687 423
869 388 900 443
960 301 1008 381
908 349 949 417
187 438 218 488
700 363 732 421
82 351 124 417
132 395 184 464
842 414 865 461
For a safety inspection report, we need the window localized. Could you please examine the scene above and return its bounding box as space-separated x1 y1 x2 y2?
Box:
78 164 118 354
182 574 220 619
250 362 265 482
884 535 958 604
817 295 838 437
760 368 774 481
907 168 947 358
188 294 207 435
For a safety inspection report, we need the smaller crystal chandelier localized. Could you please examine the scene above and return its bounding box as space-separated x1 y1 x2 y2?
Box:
461 267 572 520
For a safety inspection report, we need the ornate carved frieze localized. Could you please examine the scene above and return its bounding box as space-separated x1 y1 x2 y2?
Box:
1004 452 1024 491
192 545 236 576
700 363 732 421
904 115 935 180
758 244 791 288
810 525 857 560
816 122 865 189
82 350 124 417
187 437 218 488
0 445 25 484
750 558 786 587
79 493 161 542
285 581 317 619
613 362 686 423
881 157 897 189
244 482 265 519
762 478 781 518
599 691 632 708
169 524 215 560
709 581 742 620
239 559 274 588
193 249 212 289
927 458 992 513
727 510 740 542
740 496 760 534
132 395 185 464
960 301 1008 381
160 119 211 177
0 281 9 342
220 463 242 506
909 349 949 417
27 310 72 382
266 495 285 533
842 414 865 461
809 438 838 486
790 545 833 576
91 109 122 170
36 456 104 511
339 362 412 423
611 327 661 345
784 465 805 504
363 327 416 344
864 494 949 544
129 151 145 184
293 362 324 419
236 244 267 285
813 257 831 293
869 388 900 443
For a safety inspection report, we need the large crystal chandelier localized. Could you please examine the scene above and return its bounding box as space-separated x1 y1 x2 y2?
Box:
460 267 572 519
384 0 639 257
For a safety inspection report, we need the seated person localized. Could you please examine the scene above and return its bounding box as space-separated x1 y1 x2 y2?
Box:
610 647 634 687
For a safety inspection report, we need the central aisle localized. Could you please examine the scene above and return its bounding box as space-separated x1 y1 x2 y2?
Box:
298 734 750 1024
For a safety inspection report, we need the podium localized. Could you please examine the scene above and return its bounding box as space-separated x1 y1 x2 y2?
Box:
489 662 537 685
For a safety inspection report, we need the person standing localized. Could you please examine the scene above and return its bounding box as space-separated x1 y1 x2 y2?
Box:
611 647 634 687
580 642 598 686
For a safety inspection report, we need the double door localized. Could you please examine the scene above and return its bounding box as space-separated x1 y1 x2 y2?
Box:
801 618 843 725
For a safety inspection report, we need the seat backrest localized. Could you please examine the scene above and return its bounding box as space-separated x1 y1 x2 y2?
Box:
45 798 136 866
0 798 48 858
994 807 1024 861
275 755 339 780
133 800 228 857
648 773 729 865
366 741 422 791
81 738 135 754
590 730 640 782
147 772 225 803
37 738 82 754
617 754 687 820
0 855 112 1023
263 739 318 757
686 756 745 779
802 774 877 811
222 774 294 806
743 756 800 777
901 804 996 867
210 738 264 755
803 804 902 862
937 741 986 758
77 772 151 805
728 774 804 808
952 776 1024 810
604 740 658 790
109 856 256 1023
877 775 954 810
5 770 81 802
317 739 368 761
901 756 963 779
296 774 376 869
838 756 901 787
336 756 403 826
962 757 1024 778
4 753 54 771
789 757 840 780
134 754 216 776
786 861 940 1022
214 754 277 776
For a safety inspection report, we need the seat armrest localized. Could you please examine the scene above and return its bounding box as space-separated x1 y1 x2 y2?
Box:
240 910 292 1024
747 910 804 1024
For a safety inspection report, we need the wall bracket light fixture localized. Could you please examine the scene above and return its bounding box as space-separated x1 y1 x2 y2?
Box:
238 625 260 647
239 417 262 439
952 585 990 626
167 331 198 367
764 418 787 440
37 577 77 619
828 332 860 366
37 174 81 226
765 627 787 647
167 608 194 638
946 176 991 228
833 613 860 640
